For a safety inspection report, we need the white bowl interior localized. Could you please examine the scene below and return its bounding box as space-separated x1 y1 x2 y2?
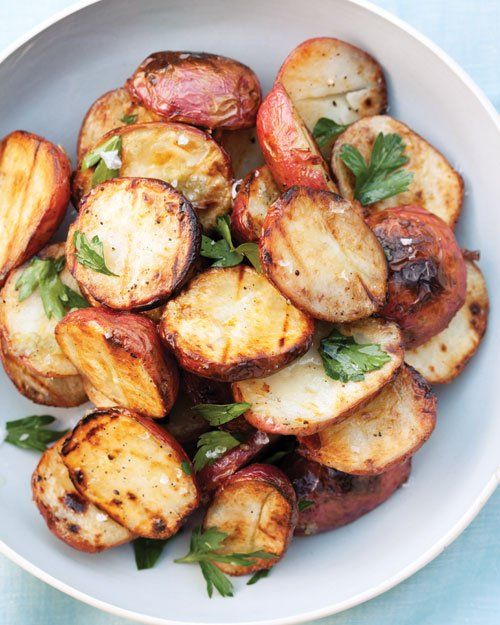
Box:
0 1 498 623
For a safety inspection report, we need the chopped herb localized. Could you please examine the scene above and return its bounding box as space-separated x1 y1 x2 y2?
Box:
175 526 274 598
193 431 240 472
73 231 118 277
201 215 262 272
191 402 251 427
4 415 67 452
133 537 168 570
120 113 138 125
298 500 314 512
180 460 192 476
247 569 270 585
312 117 349 147
340 132 413 205
319 329 391 383
81 135 122 187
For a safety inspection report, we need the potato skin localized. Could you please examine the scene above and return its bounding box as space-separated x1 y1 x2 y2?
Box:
0 131 70 286
256 83 336 191
127 51 261 130
182 370 233 405
367 205 466 348
280 453 411 535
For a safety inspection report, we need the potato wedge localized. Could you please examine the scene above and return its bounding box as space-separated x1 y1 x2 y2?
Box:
32 437 133 552
231 166 280 242
127 51 261 130
0 243 84 378
56 307 178 418
77 87 162 159
0 131 71 286
61 409 199 539
260 187 387 322
280 453 411 535
215 127 264 179
256 83 337 191
233 318 404 436
406 261 488 383
67 178 200 310
73 122 232 230
202 464 297 575
298 365 436 475
160 266 314 382
82 379 116 408
331 116 463 227
0 335 86 407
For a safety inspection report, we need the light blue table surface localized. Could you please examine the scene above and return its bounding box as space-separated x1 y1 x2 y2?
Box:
0 1 498 624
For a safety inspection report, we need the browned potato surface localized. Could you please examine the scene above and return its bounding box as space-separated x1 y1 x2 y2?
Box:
82 379 116 408
231 166 280 242
127 51 261 130
61 409 200 539
203 464 297 575
260 187 387 322
160 266 314 382
215 127 264 179
0 131 70 286
405 261 488 383
299 365 436 474
332 116 463 227
56 307 178 418
32 437 133 552
67 177 200 311
280 453 411 535
233 319 403 436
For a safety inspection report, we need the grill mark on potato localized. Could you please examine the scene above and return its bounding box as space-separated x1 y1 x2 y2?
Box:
63 492 88 514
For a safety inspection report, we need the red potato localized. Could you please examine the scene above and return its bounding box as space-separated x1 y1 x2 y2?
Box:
127 51 261 130
231 166 280 242
82 378 116 408
61 409 200 539
367 205 467 348
182 370 233 406
32 437 133 552
56 308 178 418
202 464 297 575
256 83 337 191
165 391 211 454
280 453 411 535
215 127 264 179
0 131 71 286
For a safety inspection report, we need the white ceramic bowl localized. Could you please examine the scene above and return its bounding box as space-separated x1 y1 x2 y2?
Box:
0 1 499 623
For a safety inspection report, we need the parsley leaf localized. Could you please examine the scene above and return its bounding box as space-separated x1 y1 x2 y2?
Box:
312 117 349 148
201 216 262 272
193 431 240 472
191 402 251 427
81 135 122 187
298 500 314 512
180 460 192 476
4 415 67 452
73 231 118 277
340 132 413 205
133 537 168 570
319 329 391 383
121 113 138 125
247 569 270 585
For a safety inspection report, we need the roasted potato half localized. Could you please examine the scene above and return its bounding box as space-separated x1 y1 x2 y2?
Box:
233 319 404 436
367 205 467 348
127 51 261 130
278 37 387 154
77 87 162 159
67 177 200 311
215 127 264 179
61 409 199 539
406 261 488 383
73 122 233 231
231 166 280 242
160 265 314 382
0 335 86 407
82 378 116 408
280 453 411 535
331 116 463 227
0 131 70 286
260 187 387 322
55 307 178 418
202 464 297 575
256 83 337 191
32 437 133 552
299 365 436 475
0 243 84 378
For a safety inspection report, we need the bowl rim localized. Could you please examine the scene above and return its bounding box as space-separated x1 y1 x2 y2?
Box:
0 0 498 624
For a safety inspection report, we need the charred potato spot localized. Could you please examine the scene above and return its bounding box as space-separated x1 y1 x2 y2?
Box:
298 365 436 475
233 319 404 436
260 187 387 322
160 266 314 382
61 409 200 539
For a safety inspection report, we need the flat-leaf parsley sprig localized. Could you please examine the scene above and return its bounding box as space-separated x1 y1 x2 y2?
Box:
201 215 262 272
